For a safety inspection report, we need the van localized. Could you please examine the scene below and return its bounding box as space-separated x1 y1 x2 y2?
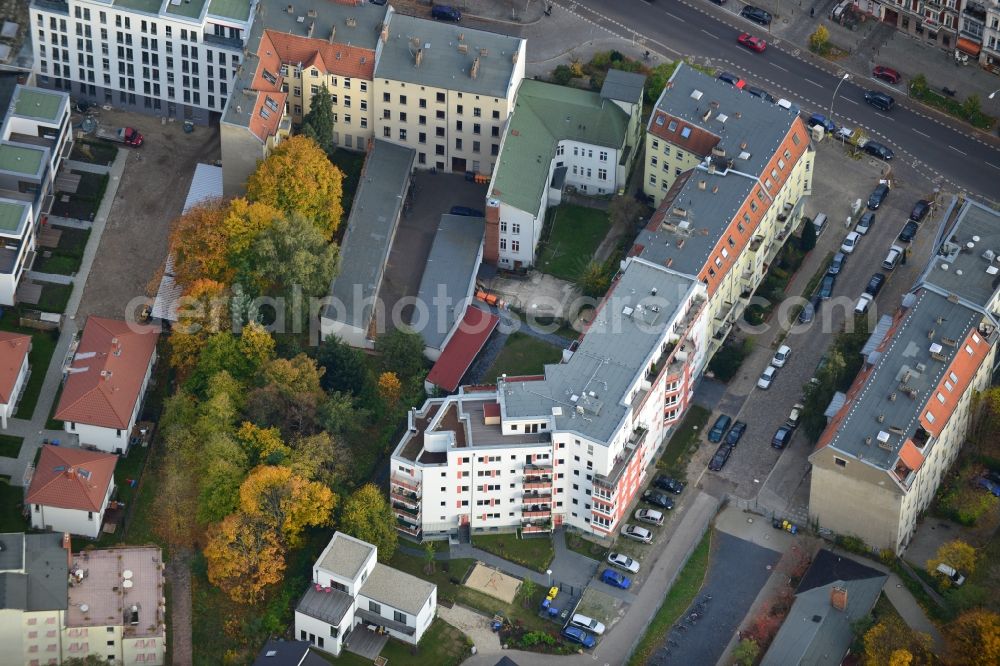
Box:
812 213 828 237
936 563 966 586
882 245 903 270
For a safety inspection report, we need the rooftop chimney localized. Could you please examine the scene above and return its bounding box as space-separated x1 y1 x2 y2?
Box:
62 532 72 569
471 57 480 80
415 48 424 67
830 586 848 612
307 21 314 38
286 4 293 13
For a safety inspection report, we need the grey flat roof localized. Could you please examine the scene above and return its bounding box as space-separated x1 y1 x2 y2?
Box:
359 562 435 616
323 140 415 329
416 214 486 350
825 289 985 469
924 199 1000 309
253 639 311 666
296 586 354 627
601 69 646 105
258 0 388 51
374 13 523 97
317 532 374 581
0 532 23 572
635 167 756 276
501 258 697 443
0 532 67 612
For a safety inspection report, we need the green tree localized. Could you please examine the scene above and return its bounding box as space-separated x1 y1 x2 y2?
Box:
910 73 929 96
800 217 817 252
375 328 427 381
645 62 677 104
732 638 760 666
63 656 108 666
339 483 398 562
302 85 335 155
423 541 436 574
927 539 977 586
552 65 573 86
317 335 370 395
316 390 369 438
809 25 830 54
579 260 612 297
519 576 537 608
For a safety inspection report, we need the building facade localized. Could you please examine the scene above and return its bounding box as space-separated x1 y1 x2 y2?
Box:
864 0 964 50
809 198 1000 552
0 331 31 428
981 0 1000 70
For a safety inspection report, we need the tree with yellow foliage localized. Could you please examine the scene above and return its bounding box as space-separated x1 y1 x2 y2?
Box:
863 614 933 666
246 135 345 239
377 371 402 406
238 465 336 548
169 278 231 377
204 511 286 604
340 483 398 562
888 649 913 666
946 609 1000 666
927 539 977 587
236 422 290 465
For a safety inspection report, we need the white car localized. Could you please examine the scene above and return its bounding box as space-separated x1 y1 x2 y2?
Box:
771 345 791 368
841 231 861 254
855 292 874 314
570 613 607 636
621 524 652 544
607 552 641 574
757 365 777 390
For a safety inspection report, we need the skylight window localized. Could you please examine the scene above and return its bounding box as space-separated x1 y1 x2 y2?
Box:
680 126 692 139
668 120 678 132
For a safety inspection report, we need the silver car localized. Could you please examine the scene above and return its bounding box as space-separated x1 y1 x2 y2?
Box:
607 552 641 573
621 524 653 544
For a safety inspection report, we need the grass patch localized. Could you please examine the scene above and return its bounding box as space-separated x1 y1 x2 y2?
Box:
627 529 712 666
564 531 608 561
910 80 995 130
658 404 711 476
33 226 92 275
473 533 555 573
0 434 24 458
483 332 564 381
317 617 472 666
0 475 28 532
802 252 835 299
329 150 366 233
0 315 59 421
536 204 612 281
70 139 119 165
45 381 64 430
35 282 73 314
51 172 110 220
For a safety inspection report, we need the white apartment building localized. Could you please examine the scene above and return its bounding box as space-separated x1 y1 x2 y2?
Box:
30 0 255 123
390 257 709 540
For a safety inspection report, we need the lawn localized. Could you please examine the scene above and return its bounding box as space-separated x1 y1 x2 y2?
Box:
0 475 29 532
657 404 711 476
33 226 92 275
50 172 110 220
0 434 24 458
329 149 366 235
564 531 608 561
0 313 59 421
483 332 564 381
473 533 555 572
316 617 471 666
627 529 712 666
35 283 73 314
69 139 119 166
536 204 613 281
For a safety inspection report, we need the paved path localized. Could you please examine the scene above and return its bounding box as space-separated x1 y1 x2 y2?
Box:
166 548 194 666
27 271 74 285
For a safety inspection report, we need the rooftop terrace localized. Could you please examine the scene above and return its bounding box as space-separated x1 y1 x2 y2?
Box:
925 198 1000 310
66 546 165 637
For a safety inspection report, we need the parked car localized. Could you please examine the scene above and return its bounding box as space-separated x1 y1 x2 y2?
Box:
737 32 767 52
841 231 861 255
740 5 773 25
431 5 461 21
819 274 837 300
635 508 665 526
855 292 874 315
872 65 902 84
807 113 836 133
935 563 966 587
856 211 876 235
757 365 777 389
868 183 890 209
864 90 896 111
772 345 792 368
717 72 746 88
746 86 776 103
570 614 606 636
708 443 733 471
562 626 597 649
882 245 903 270
898 220 919 243
771 424 794 449
607 552 641 573
798 297 819 324
653 475 685 494
828 252 847 276
450 205 485 217
642 490 675 510
787 403 804 428
622 524 652 543
601 568 632 589
862 141 895 161
865 272 887 296
725 420 747 447
707 414 732 443
910 199 932 222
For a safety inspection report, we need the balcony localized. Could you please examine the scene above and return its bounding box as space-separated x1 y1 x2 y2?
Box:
522 521 552 534
522 492 552 504
203 33 244 50
524 463 553 476
390 474 420 493
595 427 648 491
390 488 420 508
521 506 551 519
396 519 421 538
523 477 552 490
392 502 420 520
32 0 69 14
591 502 614 518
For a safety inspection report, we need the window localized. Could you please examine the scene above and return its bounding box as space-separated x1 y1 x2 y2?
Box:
437 92 445 103
835 457 847 467
500 238 507 251
394 610 407 624
511 223 520 234
369 601 381 613
511 240 520 252
926 411 936 423
500 221 508 233
598 168 607 180
400 129 407 140
383 127 391 138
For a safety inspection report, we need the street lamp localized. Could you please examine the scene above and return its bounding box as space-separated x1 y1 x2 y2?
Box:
829 73 850 120
989 88 1000 99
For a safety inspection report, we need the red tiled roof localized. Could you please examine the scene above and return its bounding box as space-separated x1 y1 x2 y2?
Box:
26 445 116 512
427 306 500 393
264 30 377 81
249 89 288 143
0 331 30 403
55 317 159 430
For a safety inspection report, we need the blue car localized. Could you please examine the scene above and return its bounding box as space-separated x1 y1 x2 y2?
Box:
978 477 1000 497
807 113 836 133
600 568 632 589
562 625 596 648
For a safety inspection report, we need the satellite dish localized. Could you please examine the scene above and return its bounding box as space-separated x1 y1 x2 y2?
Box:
122 570 133 579
123 580 134 589
80 604 89 613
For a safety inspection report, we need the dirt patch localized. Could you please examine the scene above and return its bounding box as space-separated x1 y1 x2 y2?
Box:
74 109 220 322
464 562 522 604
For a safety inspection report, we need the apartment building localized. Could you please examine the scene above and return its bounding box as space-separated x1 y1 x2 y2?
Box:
636 63 814 357
29 0 254 123
979 0 1000 70
810 198 1000 553
485 71 646 268
867 0 964 50
390 256 709 540
0 532 68 664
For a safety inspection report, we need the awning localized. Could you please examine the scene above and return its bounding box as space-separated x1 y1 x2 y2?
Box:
957 38 982 57
426 306 500 392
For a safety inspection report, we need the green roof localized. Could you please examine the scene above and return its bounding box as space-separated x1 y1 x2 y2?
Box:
209 0 252 21
0 144 44 176
113 0 165 14
13 88 64 122
166 0 207 19
0 200 28 234
491 80 629 213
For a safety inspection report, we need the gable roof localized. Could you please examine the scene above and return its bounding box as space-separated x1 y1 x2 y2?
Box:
55 317 159 430
26 445 117 512
265 30 376 81
601 69 646 105
0 331 29 403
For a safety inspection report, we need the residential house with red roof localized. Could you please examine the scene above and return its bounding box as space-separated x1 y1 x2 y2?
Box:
27 445 117 538
55 317 159 454
0 331 30 429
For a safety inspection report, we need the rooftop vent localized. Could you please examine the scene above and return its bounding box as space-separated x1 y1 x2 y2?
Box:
471 57 480 79
716 113 729 124
698 180 706 190
690 89 703 101
988 266 999 276
286 4 293 13
983 249 996 262
346 17 357 27
876 431 892 449
738 151 751 160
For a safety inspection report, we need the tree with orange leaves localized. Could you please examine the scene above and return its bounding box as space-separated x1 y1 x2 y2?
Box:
377 371 402 406
204 511 286 604
237 465 336 548
945 609 1000 666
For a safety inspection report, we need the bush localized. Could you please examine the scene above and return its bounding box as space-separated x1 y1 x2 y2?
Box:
552 65 573 85
836 534 869 555
519 631 556 647
708 338 753 382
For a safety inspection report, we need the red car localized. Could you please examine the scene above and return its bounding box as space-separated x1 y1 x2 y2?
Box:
872 65 901 84
737 32 767 53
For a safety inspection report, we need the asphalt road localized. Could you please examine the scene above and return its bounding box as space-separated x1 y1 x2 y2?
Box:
564 0 1000 200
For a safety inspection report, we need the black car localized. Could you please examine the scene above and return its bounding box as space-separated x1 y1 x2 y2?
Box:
771 425 794 449
431 5 462 21
898 220 919 243
828 252 847 276
707 414 732 443
717 72 743 87
863 141 894 161
910 199 932 222
653 475 686 495
450 205 485 217
725 420 747 447
642 490 675 510
819 274 836 300
740 5 772 25
868 183 890 210
708 443 733 471
746 86 776 103
864 90 895 111
865 273 887 297
798 296 819 324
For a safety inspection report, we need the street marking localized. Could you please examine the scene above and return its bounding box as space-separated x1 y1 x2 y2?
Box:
949 145 967 155
987 162 1000 170
700 29 719 39
770 62 788 72
665 11 685 21
804 78 822 87
841 98 858 105
912 129 930 138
